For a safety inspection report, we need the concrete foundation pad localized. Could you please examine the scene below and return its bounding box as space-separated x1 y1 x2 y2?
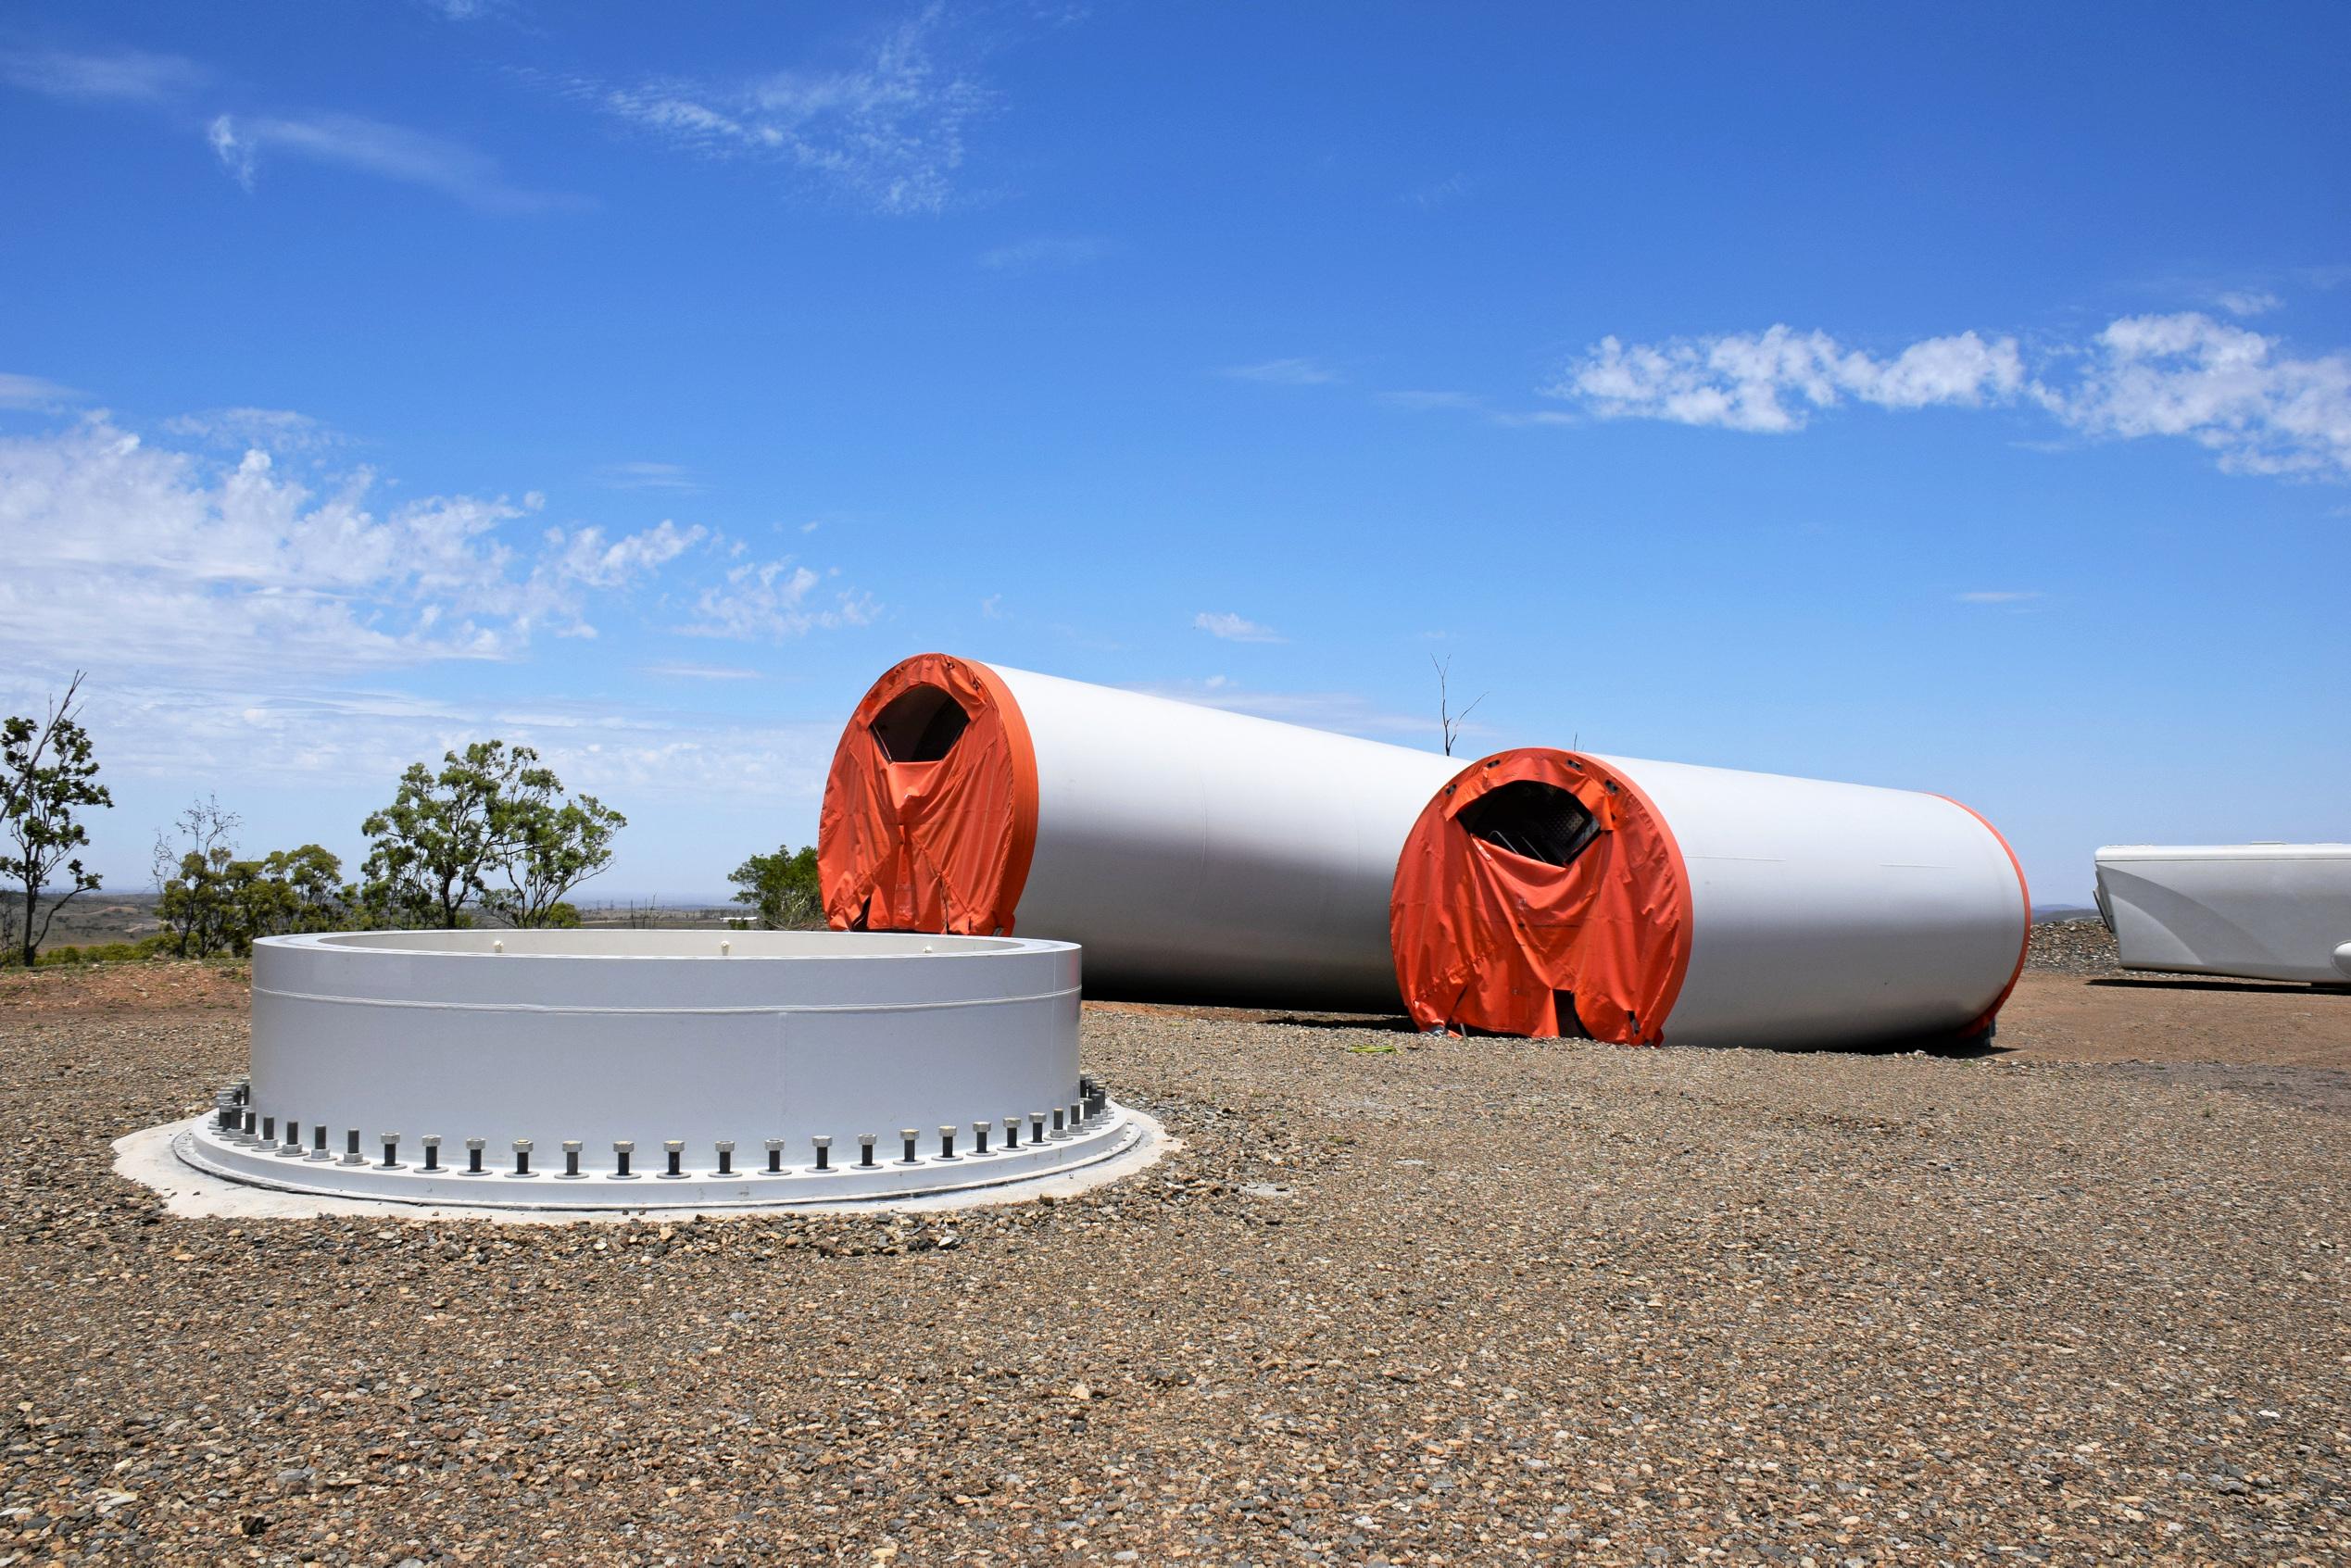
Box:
115 1107 1173 1224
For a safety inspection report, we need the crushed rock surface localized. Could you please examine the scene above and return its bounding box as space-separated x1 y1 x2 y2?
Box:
3 965 2347 1564
2025 920 2122 976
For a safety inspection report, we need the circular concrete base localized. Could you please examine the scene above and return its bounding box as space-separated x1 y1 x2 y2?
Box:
116 1108 1170 1223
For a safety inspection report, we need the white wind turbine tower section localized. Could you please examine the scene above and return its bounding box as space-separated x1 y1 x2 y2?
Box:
169 928 1145 1210
820 653 1464 1012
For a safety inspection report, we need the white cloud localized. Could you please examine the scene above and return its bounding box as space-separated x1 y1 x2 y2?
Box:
593 460 703 492
0 371 82 410
683 558 880 640
0 46 207 103
0 405 885 876
1193 611 1284 644
544 519 709 589
0 416 532 674
1546 312 2351 480
207 111 581 214
2036 312 2351 479
162 407 341 454
1954 590 2042 604
0 409 870 684
1554 325 2023 433
571 5 990 216
29 678 841 809
2214 289 2282 319
978 234 1111 272
1222 358 1342 386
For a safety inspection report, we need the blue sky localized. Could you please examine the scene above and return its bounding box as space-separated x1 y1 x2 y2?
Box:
3 1 2345 906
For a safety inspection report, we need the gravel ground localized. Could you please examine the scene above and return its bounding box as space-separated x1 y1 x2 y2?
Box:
4 963 2347 1565
2023 920 2120 976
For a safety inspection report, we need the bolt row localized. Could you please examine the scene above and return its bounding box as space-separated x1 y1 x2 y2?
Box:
207 1076 1113 1180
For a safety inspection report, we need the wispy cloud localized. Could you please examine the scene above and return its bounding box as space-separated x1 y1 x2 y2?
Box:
682 559 879 641
1544 313 2351 480
1954 590 2043 605
0 45 207 104
593 460 703 493
978 233 1111 272
2215 289 2282 319
207 111 582 214
1554 326 2024 433
1379 389 1482 412
22 677 845 813
1193 611 1284 644
0 371 82 411
162 407 342 454
0 407 870 682
562 4 991 216
0 405 877 837
1402 172 1472 209
418 0 511 19
546 519 708 589
2039 312 2351 479
1222 358 1342 386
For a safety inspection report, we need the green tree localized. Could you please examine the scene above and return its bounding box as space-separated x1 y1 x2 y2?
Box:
220 846 348 953
484 774 626 929
153 795 242 958
156 795 350 957
361 742 623 929
359 743 524 929
728 843 823 929
3 673 114 967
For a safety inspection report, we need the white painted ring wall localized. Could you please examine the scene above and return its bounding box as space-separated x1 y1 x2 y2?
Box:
183 929 1131 1209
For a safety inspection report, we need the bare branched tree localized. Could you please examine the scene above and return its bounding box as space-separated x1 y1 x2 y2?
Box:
1432 656 1487 759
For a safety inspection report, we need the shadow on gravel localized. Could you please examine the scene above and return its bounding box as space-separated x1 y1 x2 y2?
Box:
2102 1060 2351 1118
1745 1034 2012 1060
2089 976 2345 997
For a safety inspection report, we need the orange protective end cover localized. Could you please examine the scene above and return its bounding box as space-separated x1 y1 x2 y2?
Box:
1936 794 2031 1037
817 654 1039 935
1389 749 1692 1044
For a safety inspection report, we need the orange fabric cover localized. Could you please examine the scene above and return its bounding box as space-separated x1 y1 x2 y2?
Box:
1936 794 2031 1037
818 654 1039 936
1389 749 1692 1044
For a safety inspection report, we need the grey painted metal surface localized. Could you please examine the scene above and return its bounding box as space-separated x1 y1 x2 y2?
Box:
986 663 1463 1010
2095 844 2351 984
181 928 1134 1209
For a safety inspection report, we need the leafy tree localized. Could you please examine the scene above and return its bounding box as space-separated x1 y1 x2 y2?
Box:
729 843 823 930
3 673 114 967
348 874 455 932
156 798 350 957
360 743 525 929
484 773 626 929
361 742 623 929
220 846 348 953
154 795 243 958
